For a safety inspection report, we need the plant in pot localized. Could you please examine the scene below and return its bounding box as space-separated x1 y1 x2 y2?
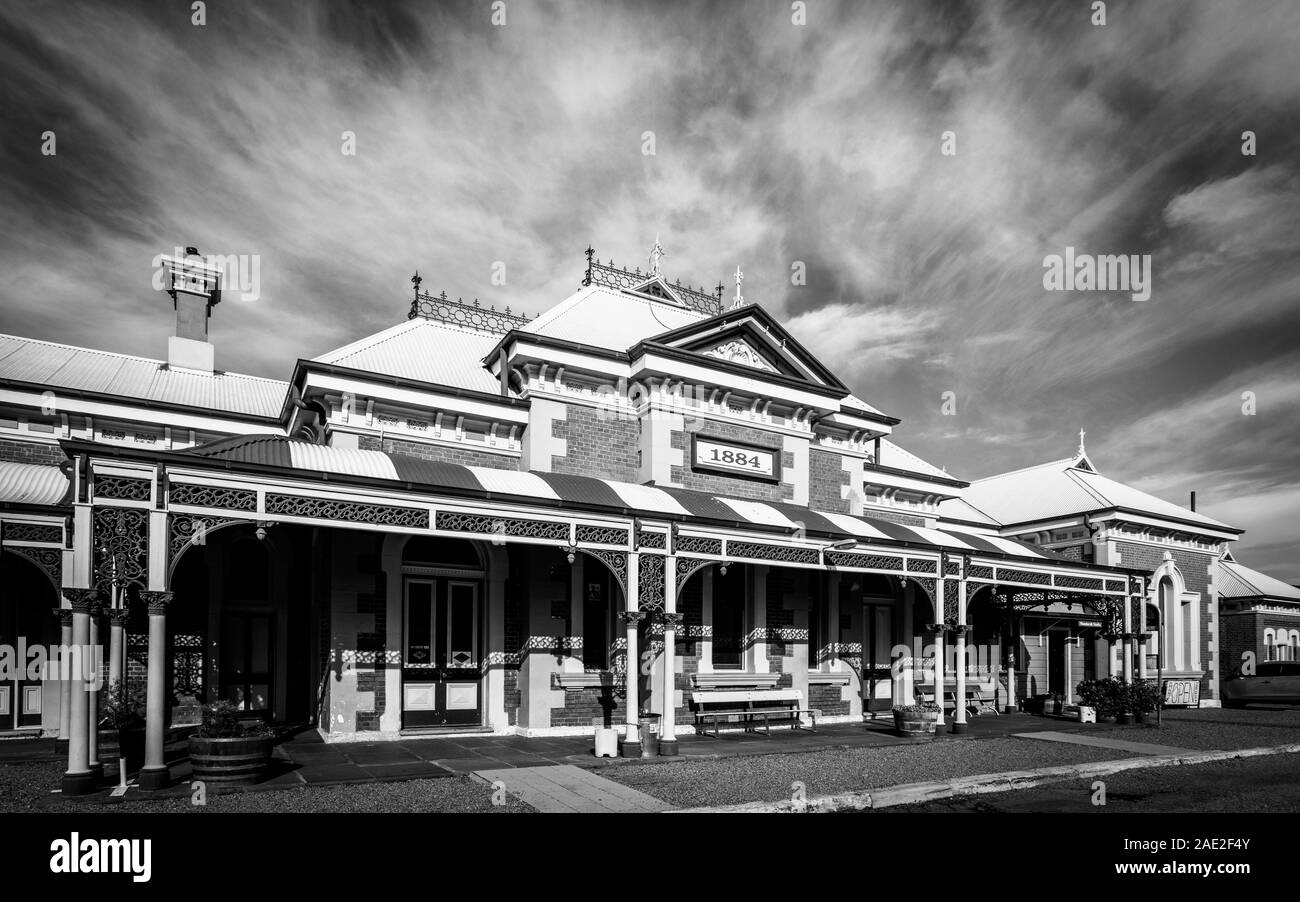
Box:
1114 679 1135 724
892 702 941 739
187 700 277 784
99 682 146 773
1130 679 1160 723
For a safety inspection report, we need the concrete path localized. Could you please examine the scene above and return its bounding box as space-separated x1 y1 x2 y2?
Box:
1011 730 1195 757
472 764 671 813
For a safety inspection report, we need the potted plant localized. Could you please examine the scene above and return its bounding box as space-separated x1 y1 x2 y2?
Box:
1131 679 1160 723
892 702 941 739
187 700 276 784
1115 680 1135 724
98 682 146 773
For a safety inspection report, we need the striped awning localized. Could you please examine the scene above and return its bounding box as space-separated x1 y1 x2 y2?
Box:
0 461 70 507
178 436 1082 565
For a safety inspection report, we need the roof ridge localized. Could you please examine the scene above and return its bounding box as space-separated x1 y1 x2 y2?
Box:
971 456 1077 483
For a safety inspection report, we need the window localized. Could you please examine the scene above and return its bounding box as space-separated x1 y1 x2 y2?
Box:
712 565 745 669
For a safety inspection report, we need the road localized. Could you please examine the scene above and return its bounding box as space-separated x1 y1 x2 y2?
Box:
895 750 1300 813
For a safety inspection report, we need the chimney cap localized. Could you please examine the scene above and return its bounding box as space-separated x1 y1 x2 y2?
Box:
184 246 200 257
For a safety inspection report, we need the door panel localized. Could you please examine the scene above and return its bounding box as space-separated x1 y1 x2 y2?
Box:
1048 632 1066 696
403 578 482 727
220 613 274 714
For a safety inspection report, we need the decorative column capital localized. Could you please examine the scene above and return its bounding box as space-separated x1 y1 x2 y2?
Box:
139 591 174 615
618 610 646 626
107 606 132 625
660 611 685 628
52 607 74 626
61 588 101 612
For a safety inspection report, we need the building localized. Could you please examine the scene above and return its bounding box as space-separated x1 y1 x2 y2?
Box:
0 244 1217 794
1217 554 1300 669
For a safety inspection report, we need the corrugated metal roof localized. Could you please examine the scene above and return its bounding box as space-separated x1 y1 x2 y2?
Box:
0 333 287 419
841 393 884 416
879 439 956 481
521 285 708 351
1219 560 1300 601
0 461 69 506
938 497 1002 526
312 318 505 395
962 456 1237 532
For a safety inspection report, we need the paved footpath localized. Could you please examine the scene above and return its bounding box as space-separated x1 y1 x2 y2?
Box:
471 764 671 813
1012 730 1196 757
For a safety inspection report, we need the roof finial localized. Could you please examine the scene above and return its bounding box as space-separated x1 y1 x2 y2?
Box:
411 271 422 296
1077 428 1087 457
648 234 666 278
731 265 745 309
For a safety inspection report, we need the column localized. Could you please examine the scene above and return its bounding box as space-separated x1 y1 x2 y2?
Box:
108 606 129 690
1122 592 1134 684
86 602 102 779
951 570 969 734
138 590 173 791
620 552 641 758
1004 602 1019 713
825 572 840 673
659 555 680 755
61 589 98 795
933 574 946 726
54 608 72 748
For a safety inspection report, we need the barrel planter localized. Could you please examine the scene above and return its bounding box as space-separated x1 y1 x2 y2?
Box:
188 735 274 784
892 708 939 739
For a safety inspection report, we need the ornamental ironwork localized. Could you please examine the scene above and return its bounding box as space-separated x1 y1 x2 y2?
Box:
582 249 723 317
826 551 904 571
408 289 531 334
661 611 685 629
944 580 959 621
945 559 962 577
8 545 61 588
997 567 1051 586
170 482 257 511
93 475 151 502
676 557 713 594
675 534 722 556
1055 574 1104 592
1 522 63 544
173 633 204 697
93 508 148 589
729 541 819 565
587 549 628 594
435 510 565 541
637 530 666 550
905 558 937 574
1104 579 1125 593
911 577 937 605
575 524 630 547
269 494 429 529
169 514 246 573
968 564 995 580
638 554 665 613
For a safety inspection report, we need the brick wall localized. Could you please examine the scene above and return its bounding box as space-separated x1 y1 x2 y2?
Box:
553 404 639 482
358 435 517 470
809 449 849 513
1113 541 1215 695
862 507 927 527
352 548 387 732
0 438 64 465
1218 611 1258 675
809 682 849 716
670 419 795 502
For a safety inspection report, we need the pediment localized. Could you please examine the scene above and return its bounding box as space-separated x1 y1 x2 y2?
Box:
640 305 849 392
626 276 686 306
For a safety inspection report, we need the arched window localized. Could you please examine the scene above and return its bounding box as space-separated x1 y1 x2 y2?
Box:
1264 629 1276 661
1145 603 1162 671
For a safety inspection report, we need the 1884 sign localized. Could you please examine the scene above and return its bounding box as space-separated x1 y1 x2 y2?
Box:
690 434 781 482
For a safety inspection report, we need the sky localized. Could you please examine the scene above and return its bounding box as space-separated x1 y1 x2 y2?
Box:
0 0 1297 579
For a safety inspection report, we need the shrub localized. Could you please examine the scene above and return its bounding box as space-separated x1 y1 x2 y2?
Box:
100 682 145 730
195 700 275 739
1130 679 1162 714
892 703 940 714
1075 676 1126 718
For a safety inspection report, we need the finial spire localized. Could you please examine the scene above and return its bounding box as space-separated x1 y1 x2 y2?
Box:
411 271 422 296
731 265 745 309
1077 428 1086 456
648 234 665 278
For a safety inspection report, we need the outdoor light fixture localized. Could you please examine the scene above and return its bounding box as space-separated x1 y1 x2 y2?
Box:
826 539 856 552
719 561 729 576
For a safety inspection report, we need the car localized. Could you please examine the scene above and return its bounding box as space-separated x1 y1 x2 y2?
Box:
1221 661 1300 707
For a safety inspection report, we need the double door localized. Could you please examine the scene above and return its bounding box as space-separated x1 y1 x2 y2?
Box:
403 578 481 727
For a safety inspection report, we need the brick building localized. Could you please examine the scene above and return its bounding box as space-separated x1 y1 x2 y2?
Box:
0 244 1234 795
1217 555 1300 673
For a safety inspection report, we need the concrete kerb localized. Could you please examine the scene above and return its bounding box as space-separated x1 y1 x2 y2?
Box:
669 743 1300 813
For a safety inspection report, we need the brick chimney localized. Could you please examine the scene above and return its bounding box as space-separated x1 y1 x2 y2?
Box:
161 246 222 372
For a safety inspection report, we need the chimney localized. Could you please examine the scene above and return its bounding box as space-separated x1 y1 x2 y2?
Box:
162 246 222 373
1190 490 1197 512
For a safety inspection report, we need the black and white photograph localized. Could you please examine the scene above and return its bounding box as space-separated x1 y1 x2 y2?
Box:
1 0 1297 886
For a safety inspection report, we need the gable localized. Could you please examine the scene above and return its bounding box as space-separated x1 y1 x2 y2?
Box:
626 276 687 307
640 305 849 392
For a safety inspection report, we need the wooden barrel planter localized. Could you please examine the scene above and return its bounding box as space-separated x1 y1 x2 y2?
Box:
892 707 939 739
98 727 146 773
188 735 275 784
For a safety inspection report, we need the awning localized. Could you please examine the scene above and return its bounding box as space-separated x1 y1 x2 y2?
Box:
0 461 70 507
175 435 1089 567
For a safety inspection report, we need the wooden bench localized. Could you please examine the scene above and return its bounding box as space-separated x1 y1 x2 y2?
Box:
915 683 1000 717
690 688 819 737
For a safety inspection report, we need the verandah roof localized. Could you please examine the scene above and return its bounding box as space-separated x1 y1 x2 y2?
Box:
175 435 1102 570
